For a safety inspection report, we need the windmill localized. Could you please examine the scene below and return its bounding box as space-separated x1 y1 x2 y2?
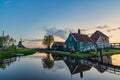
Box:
18 38 25 48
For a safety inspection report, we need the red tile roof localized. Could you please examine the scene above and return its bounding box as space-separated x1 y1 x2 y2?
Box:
72 64 91 74
90 30 109 43
71 33 92 42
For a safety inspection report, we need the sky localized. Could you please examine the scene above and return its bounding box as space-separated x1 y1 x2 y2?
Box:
0 0 120 48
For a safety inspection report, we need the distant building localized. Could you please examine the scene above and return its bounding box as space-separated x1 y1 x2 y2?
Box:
18 38 25 48
90 30 109 49
52 42 64 50
64 29 94 51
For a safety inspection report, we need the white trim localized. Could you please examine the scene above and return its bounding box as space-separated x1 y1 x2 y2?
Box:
96 36 101 44
71 33 77 41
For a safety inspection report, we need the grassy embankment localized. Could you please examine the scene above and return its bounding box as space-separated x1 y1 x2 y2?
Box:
0 48 37 59
40 49 120 57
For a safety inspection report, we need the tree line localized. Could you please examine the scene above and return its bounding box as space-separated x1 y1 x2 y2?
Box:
0 35 16 48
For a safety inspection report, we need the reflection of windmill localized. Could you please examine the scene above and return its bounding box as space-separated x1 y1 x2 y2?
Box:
18 38 25 48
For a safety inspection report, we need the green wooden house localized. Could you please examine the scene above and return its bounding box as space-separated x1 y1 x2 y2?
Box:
64 29 94 51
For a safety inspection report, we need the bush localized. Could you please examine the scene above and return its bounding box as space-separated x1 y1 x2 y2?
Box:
7 44 17 53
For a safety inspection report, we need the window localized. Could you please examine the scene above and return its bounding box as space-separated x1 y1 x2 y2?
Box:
104 38 107 41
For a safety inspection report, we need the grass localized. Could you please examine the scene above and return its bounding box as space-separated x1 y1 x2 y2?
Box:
40 49 120 57
16 48 37 55
0 48 37 59
0 53 14 59
1 48 120 59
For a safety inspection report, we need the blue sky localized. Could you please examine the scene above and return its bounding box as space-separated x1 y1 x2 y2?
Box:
0 0 120 47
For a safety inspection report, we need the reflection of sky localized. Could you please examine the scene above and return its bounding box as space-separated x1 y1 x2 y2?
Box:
112 54 120 66
1 0 120 48
0 52 120 80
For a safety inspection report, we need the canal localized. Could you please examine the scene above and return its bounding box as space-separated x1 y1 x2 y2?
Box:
0 52 120 80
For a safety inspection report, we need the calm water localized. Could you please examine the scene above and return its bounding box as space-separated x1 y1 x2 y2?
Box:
0 52 120 80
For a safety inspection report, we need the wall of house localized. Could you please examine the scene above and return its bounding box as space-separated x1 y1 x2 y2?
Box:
64 33 95 51
96 36 110 48
64 33 77 50
79 42 95 51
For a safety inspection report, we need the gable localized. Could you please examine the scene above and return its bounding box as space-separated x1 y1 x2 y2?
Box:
96 36 109 43
91 30 109 43
64 33 77 44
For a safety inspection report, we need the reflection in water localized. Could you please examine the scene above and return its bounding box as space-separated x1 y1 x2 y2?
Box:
42 53 54 69
0 52 120 80
64 60 91 79
112 54 120 66
0 57 17 69
52 53 120 78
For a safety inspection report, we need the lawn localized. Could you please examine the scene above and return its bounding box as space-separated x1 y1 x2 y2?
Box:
16 48 37 55
0 48 37 59
40 49 120 57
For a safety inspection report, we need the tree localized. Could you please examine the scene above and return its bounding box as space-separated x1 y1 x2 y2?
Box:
42 35 54 49
0 35 16 48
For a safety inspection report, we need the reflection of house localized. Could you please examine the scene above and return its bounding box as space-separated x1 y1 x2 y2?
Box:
52 42 64 50
64 60 91 78
87 55 112 73
64 29 94 51
90 30 109 48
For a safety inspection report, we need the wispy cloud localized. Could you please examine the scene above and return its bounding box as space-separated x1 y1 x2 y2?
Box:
43 26 71 39
118 27 120 29
106 28 117 32
96 25 109 29
24 38 43 43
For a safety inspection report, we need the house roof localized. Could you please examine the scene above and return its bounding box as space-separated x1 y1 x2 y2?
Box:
90 30 109 43
53 42 64 45
71 33 92 42
72 64 91 74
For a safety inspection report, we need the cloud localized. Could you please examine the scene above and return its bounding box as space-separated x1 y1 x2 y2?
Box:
24 38 43 43
106 28 117 32
118 27 120 29
43 27 70 39
96 25 109 29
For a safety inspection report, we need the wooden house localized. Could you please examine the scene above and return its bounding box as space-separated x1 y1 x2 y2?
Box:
52 42 64 50
90 30 109 49
64 29 94 51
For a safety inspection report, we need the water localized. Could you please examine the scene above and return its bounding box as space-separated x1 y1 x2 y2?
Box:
0 52 120 80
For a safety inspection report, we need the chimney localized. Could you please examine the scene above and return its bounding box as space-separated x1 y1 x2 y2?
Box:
78 29 81 34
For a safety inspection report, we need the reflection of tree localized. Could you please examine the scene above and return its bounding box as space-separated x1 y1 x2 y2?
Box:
42 54 54 69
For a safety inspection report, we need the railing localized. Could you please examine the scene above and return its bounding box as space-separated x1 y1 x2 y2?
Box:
110 43 120 49
82 59 120 75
